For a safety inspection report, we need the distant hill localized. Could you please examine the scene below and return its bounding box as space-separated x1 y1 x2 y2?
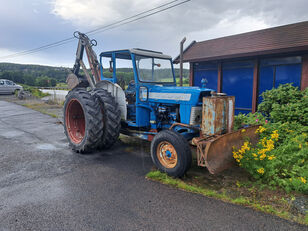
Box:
0 62 189 87
0 63 70 82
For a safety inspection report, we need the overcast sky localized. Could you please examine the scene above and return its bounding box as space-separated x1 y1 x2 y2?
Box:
0 0 307 67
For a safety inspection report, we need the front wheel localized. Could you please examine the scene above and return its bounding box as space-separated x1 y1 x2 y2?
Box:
151 130 192 177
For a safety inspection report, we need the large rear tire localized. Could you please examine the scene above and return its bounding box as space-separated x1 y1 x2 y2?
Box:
91 88 121 149
64 88 103 153
151 130 192 177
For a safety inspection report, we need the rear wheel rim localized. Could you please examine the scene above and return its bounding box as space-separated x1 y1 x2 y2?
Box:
157 141 178 168
65 99 85 144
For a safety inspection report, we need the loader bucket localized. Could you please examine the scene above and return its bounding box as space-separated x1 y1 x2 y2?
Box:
194 125 260 174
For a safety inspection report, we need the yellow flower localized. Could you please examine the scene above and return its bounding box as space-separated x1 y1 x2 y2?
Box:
301 159 305 163
241 129 246 133
300 177 306 184
299 143 302 149
260 154 266 160
252 153 257 157
268 155 275 160
258 149 266 155
261 137 267 147
257 168 265 174
255 126 266 134
271 130 279 140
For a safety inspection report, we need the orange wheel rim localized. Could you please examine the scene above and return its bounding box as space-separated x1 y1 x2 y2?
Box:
65 99 85 144
156 141 178 168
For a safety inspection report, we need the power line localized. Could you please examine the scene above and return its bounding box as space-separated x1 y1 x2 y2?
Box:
0 0 190 60
85 0 181 35
89 0 190 36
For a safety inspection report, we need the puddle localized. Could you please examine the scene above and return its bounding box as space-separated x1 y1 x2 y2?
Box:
36 143 58 150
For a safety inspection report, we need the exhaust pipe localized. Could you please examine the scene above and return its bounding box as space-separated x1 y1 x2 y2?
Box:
179 37 186 86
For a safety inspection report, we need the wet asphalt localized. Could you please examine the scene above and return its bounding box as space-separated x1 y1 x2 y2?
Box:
0 100 307 231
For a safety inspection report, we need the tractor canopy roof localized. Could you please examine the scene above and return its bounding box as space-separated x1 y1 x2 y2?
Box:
100 48 172 60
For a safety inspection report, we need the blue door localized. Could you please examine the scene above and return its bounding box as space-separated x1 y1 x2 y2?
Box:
193 62 218 91
222 61 254 114
258 56 302 103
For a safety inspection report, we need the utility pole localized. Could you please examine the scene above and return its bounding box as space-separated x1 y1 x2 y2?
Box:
179 37 186 86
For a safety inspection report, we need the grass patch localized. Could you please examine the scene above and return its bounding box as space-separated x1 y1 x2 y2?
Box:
146 170 308 225
56 82 68 88
21 84 50 98
146 171 227 200
21 102 62 119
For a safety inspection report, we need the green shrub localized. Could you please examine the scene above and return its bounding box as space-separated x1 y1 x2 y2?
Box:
233 112 267 131
233 123 308 193
21 85 50 98
258 84 308 126
233 84 308 193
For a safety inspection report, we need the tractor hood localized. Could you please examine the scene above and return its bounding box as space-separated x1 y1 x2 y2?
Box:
147 85 213 105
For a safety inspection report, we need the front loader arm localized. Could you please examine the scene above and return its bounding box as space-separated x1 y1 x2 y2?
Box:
67 32 101 89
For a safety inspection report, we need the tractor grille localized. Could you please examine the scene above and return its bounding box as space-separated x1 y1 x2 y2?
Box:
190 106 202 125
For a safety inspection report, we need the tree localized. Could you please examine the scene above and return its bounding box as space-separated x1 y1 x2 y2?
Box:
50 78 57 87
35 76 50 87
24 74 36 86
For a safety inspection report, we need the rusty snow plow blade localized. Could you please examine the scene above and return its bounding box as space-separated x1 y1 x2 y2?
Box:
193 125 260 174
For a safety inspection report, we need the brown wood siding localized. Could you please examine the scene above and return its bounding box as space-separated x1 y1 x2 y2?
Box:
252 59 260 113
217 62 222 93
302 55 308 90
189 62 194 86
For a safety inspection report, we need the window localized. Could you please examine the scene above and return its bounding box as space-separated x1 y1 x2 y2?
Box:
101 57 113 79
0 80 4 85
135 55 174 83
6 80 12 85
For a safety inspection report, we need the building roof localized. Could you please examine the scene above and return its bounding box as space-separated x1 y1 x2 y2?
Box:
174 21 308 63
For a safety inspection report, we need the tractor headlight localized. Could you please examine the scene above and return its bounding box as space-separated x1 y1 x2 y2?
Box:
139 86 148 101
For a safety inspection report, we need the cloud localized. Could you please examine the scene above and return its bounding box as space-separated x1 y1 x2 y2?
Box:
51 0 308 33
1 0 308 66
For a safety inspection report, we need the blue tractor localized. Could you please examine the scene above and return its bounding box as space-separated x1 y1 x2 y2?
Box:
64 32 259 177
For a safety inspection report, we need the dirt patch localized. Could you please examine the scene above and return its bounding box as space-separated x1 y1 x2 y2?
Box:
0 94 63 122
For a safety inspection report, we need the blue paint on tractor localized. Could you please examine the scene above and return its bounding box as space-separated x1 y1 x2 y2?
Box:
99 49 213 140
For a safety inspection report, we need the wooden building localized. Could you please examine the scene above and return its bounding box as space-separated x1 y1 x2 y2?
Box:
174 21 308 114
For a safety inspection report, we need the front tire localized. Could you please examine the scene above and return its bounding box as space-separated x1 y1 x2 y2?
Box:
64 88 103 153
151 130 192 177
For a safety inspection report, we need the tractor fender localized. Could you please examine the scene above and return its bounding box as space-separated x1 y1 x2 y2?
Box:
95 80 127 120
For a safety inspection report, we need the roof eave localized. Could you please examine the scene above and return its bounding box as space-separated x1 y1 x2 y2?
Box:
181 45 308 63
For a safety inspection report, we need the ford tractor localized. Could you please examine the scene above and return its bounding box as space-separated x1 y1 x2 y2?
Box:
64 32 259 177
